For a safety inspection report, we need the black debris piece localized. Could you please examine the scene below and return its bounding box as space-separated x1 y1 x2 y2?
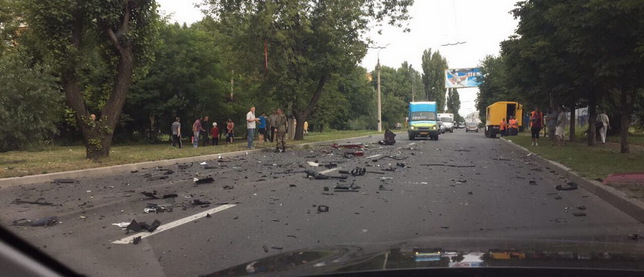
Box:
334 182 361 192
556 182 578 191
287 235 297 238
204 166 217 169
177 163 193 170
223 185 234 190
132 236 142 245
13 216 58 227
127 219 161 233
572 212 587 217
147 220 161 232
126 220 143 233
379 184 392 191
468 191 473 195
628 234 641 240
529 180 537 185
377 129 396 145
263 245 269 252
271 246 283 250
317 205 329 212
192 199 211 206
141 191 158 199
554 195 563 200
131 170 139 173
194 177 215 184
323 163 338 169
11 198 60 206
162 193 178 199
163 170 174 175
52 178 77 184
577 206 587 210
147 175 169 181
441 226 450 229
323 187 329 191
351 167 367 176
289 184 296 187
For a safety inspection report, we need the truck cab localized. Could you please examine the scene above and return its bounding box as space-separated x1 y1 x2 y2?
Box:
408 102 440 140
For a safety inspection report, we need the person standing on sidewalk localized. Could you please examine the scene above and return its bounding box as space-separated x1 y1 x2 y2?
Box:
530 107 543 146
171 117 182 148
246 106 259 149
268 110 278 143
192 117 202 148
201 116 210 146
257 113 267 144
274 108 288 153
210 122 219 146
555 106 567 146
226 119 235 143
499 118 508 137
597 110 610 144
546 108 558 146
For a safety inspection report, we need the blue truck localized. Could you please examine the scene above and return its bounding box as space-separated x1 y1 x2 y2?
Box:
407 101 440 140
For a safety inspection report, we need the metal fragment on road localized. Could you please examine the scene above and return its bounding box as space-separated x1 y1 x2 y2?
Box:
194 177 215 184
317 205 329 212
556 182 578 191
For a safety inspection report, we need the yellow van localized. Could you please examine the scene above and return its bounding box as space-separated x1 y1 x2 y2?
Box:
485 101 523 138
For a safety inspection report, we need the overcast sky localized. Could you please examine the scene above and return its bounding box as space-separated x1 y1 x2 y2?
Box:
156 0 520 117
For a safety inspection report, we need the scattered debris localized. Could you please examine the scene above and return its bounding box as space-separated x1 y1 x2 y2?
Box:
332 143 365 149
556 182 578 191
141 191 158 199
377 129 396 145
529 180 537 185
11 198 61 206
577 206 587 210
162 193 178 199
263 245 269 252
223 185 234 190
334 182 361 192
420 163 475 168
343 151 364 158
305 170 347 180
13 216 58 227
52 179 77 184
317 205 329 213
112 222 131 228
144 203 173 213
379 184 392 191
628 234 641 240
126 219 161 233
132 236 142 245
572 212 587 217
194 177 215 184
147 175 169 181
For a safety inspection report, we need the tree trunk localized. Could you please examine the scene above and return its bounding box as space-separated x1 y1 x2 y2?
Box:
619 89 635 154
568 102 575 142
587 96 597 146
292 75 327 140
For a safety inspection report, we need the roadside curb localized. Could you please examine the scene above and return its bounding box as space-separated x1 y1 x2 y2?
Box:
0 133 377 187
500 137 644 223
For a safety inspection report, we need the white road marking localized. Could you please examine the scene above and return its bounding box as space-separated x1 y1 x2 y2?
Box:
366 154 382 159
320 168 339 174
111 204 236 244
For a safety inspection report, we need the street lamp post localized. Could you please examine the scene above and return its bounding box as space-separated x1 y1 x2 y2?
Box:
377 58 382 132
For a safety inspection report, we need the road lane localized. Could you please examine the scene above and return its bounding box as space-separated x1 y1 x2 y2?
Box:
1 130 641 276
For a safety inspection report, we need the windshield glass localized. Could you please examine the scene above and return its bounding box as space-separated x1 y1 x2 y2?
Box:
2 0 643 276
410 112 436 121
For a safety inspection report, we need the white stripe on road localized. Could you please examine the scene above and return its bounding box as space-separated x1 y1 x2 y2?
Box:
365 154 382 159
111 204 236 244
320 168 339 174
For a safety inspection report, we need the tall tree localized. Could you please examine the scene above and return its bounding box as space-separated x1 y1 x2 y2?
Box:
476 55 513 124
421 48 448 111
22 0 159 159
204 0 412 140
446 88 462 122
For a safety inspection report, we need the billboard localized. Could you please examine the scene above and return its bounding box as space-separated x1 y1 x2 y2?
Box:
445 68 482 88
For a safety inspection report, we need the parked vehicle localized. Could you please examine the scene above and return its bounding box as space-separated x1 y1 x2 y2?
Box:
485 101 523 138
408 102 439 140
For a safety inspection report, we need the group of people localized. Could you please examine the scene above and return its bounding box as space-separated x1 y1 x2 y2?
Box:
170 106 290 152
499 116 519 137
528 106 610 146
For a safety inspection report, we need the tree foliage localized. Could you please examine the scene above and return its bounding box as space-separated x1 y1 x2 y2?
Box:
446 88 462 122
0 51 62 151
421 48 447 111
204 0 412 139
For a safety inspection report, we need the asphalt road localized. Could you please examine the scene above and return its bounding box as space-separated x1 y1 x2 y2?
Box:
1 129 642 276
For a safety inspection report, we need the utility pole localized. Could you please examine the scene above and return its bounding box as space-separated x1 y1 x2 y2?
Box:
372 44 388 132
377 58 382 132
410 64 414 102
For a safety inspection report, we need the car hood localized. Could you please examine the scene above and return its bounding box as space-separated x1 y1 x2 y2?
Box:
204 237 644 276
